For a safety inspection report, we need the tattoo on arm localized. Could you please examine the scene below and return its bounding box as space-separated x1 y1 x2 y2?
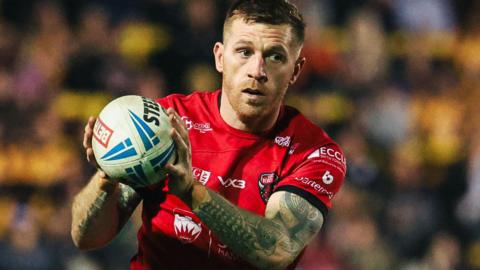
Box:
193 190 324 268
118 184 141 227
76 183 140 238
275 192 323 254
77 190 109 239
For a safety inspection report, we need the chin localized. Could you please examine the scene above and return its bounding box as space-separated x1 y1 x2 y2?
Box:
236 104 269 122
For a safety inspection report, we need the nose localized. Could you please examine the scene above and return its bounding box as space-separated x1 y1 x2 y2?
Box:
247 55 268 84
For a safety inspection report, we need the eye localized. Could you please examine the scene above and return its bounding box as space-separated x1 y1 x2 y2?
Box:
266 53 285 63
237 48 253 58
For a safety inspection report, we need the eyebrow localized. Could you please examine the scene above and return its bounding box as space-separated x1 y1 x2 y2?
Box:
232 40 253 46
265 45 288 55
233 40 288 54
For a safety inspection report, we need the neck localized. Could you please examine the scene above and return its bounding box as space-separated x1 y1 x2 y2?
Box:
219 92 280 134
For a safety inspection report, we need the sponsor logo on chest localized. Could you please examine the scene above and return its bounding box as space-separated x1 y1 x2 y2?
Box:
193 167 212 185
218 176 246 189
181 116 213 133
191 167 246 189
274 136 291 147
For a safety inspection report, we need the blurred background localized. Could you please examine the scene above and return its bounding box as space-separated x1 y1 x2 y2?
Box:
0 0 478 269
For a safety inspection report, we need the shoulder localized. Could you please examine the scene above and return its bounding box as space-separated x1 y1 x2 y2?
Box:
280 105 341 152
156 90 219 109
278 105 346 180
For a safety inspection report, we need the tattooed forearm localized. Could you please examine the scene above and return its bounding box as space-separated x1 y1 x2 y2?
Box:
193 189 324 269
194 189 284 261
71 175 140 249
195 199 259 251
256 219 284 251
118 184 141 227
77 190 109 238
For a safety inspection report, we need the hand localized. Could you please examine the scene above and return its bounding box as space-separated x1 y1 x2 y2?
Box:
165 108 194 199
83 116 115 182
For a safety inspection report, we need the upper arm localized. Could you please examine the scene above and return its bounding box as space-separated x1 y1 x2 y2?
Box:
264 190 324 261
260 143 345 267
275 143 346 214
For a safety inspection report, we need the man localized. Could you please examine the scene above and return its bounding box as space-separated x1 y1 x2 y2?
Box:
71 1 346 269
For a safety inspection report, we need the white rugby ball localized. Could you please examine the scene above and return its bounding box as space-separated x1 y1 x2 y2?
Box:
92 95 176 188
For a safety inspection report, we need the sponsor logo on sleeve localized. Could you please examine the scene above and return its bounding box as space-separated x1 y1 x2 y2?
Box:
93 118 113 148
192 167 212 185
181 116 213 133
307 147 347 175
308 147 346 165
173 209 202 244
322 171 334 185
258 173 279 203
294 177 334 199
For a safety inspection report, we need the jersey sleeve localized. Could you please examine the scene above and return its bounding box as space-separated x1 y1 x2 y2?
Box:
274 143 346 218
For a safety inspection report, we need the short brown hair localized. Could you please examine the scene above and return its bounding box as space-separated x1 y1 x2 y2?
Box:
224 0 306 44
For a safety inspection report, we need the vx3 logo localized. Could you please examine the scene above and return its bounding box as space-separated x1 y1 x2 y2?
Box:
217 176 246 189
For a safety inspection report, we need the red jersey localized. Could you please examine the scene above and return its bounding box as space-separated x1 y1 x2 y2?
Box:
130 90 346 270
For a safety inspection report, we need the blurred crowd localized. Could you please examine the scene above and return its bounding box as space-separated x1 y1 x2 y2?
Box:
0 0 479 269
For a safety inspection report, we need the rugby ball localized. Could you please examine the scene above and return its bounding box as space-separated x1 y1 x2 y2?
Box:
92 95 176 188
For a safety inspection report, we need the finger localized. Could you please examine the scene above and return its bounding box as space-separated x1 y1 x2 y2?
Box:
165 163 185 178
170 128 189 161
98 169 108 179
166 109 187 132
166 107 175 115
85 116 96 133
83 116 96 148
86 148 99 167
88 116 97 127
83 126 92 149
168 113 184 140
168 113 189 147
166 107 180 118
172 110 188 134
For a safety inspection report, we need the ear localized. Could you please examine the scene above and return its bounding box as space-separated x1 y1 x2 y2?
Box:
213 42 224 73
289 57 306 85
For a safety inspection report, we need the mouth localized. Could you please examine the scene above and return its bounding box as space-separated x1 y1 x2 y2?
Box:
242 88 265 96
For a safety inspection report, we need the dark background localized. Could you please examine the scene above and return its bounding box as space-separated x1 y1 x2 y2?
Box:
0 0 479 269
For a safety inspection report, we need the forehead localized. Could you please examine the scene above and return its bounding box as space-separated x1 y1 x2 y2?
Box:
224 18 296 48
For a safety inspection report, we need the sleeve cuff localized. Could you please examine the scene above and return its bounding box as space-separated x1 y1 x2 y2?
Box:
275 185 329 218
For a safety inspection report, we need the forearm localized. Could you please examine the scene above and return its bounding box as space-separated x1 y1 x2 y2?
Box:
189 184 296 270
71 172 122 250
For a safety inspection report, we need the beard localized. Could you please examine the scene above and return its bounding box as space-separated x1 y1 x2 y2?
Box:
223 86 284 127
221 71 288 131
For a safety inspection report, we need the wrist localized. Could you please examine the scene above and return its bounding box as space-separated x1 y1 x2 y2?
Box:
190 183 211 211
176 182 210 210
95 171 118 193
175 181 194 206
